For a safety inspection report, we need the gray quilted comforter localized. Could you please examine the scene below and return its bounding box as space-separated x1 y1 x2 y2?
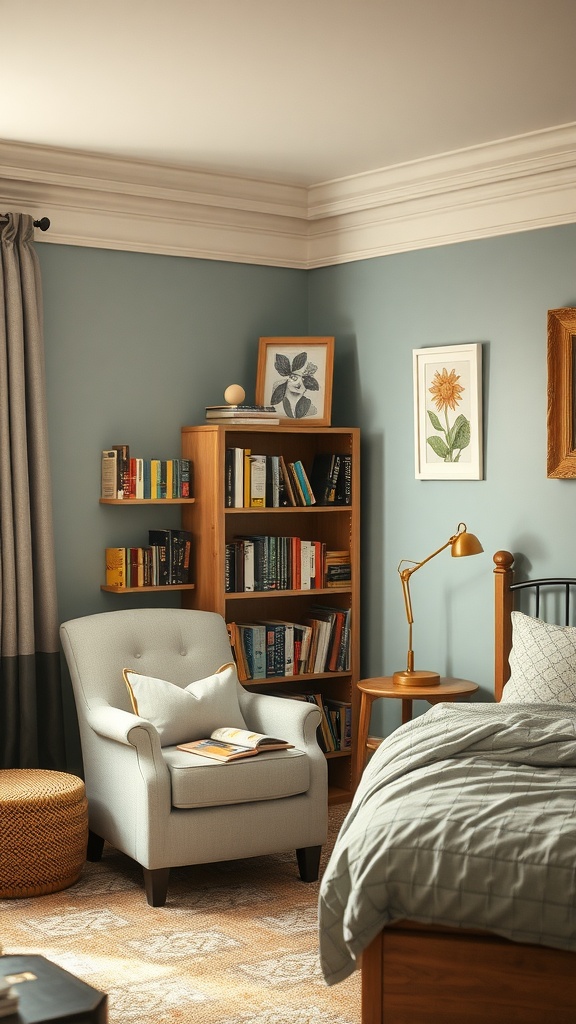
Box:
319 702 576 985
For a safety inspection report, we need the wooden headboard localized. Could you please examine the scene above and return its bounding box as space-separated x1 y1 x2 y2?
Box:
494 550 576 701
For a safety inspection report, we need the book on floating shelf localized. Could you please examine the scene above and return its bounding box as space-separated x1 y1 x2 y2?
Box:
177 727 293 761
105 547 126 588
101 448 193 499
101 449 118 500
112 444 130 499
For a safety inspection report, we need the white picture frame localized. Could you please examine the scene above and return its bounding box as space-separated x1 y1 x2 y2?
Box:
413 343 483 480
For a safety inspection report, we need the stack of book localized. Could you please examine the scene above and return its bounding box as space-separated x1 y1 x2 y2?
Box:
206 405 280 425
324 550 352 588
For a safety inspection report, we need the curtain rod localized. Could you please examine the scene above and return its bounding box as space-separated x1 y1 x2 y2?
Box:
0 215 51 231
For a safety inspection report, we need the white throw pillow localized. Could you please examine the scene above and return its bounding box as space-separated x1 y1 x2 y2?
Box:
123 661 246 746
501 611 576 703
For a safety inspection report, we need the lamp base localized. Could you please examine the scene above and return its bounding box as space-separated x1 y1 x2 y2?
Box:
392 669 441 687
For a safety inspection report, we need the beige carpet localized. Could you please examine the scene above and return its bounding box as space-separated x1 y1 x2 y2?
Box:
0 804 360 1024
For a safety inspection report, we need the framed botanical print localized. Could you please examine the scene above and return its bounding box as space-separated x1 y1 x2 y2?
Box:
413 343 483 480
256 337 334 426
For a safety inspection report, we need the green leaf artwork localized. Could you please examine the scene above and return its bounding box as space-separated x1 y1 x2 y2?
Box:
426 367 470 462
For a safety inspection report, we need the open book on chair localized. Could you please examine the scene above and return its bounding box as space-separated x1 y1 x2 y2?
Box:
177 727 293 762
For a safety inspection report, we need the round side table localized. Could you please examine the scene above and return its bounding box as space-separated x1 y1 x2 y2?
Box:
354 676 479 786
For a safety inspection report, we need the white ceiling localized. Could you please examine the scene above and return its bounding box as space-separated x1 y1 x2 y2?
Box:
2 0 576 188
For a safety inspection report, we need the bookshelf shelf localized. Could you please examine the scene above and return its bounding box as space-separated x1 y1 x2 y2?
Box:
180 422 360 804
224 505 340 513
101 584 196 593
224 587 351 600
239 670 350 686
100 498 195 505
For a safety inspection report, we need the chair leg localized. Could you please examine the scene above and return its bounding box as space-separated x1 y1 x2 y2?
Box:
86 830 105 862
143 867 170 907
296 845 322 882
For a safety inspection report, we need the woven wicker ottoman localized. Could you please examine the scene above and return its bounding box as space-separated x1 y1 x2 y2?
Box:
0 769 88 898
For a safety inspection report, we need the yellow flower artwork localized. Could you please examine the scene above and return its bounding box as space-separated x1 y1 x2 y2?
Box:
426 366 470 462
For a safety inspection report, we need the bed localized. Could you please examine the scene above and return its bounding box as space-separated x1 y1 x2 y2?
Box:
319 550 576 1023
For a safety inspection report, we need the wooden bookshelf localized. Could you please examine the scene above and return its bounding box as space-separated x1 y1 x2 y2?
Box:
180 423 360 805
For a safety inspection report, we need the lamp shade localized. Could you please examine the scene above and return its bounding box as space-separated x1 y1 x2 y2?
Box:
451 525 483 558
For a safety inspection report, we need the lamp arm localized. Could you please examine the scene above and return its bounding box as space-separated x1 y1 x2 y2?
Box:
397 535 455 620
399 569 414 624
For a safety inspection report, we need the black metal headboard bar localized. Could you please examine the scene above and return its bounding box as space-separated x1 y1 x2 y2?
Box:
510 578 576 624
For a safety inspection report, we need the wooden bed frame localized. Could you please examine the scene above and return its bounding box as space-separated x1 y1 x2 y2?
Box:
360 550 576 1023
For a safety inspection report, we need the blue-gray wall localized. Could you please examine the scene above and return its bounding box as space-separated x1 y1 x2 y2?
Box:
310 223 576 735
38 223 576 758
38 244 309 624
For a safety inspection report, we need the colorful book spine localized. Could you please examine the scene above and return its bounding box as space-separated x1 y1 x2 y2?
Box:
180 459 191 497
101 450 118 499
148 529 171 585
335 454 352 504
105 547 126 587
249 454 267 507
112 444 130 499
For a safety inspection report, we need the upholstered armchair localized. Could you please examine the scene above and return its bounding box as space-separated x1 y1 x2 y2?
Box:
60 607 327 906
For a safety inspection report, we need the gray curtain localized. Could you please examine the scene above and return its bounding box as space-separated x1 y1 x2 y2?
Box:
0 212 66 769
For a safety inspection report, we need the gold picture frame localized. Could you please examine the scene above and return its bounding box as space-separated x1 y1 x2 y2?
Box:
256 336 334 426
547 308 576 478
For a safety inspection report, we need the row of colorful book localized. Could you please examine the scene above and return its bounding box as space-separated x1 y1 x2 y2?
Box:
227 607 351 680
225 536 351 592
101 445 192 499
105 529 192 587
225 449 352 508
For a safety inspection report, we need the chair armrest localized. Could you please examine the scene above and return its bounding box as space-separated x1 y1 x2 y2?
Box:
238 689 322 752
82 706 171 817
87 705 162 750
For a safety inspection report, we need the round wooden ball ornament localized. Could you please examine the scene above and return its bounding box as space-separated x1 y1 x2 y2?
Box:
224 384 245 406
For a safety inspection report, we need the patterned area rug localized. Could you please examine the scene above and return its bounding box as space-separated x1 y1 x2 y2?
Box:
0 804 359 1023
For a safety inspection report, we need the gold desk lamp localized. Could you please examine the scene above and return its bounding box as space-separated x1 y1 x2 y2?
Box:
393 522 483 687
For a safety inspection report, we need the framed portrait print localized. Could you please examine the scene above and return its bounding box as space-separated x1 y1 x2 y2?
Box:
256 337 334 426
413 343 483 480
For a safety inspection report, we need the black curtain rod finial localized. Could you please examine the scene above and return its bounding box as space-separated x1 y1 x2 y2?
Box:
33 217 50 231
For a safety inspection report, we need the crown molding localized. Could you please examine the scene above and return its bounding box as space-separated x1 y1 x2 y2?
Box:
1 125 576 268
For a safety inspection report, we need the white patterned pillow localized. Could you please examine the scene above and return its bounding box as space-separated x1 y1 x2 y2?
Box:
501 611 576 703
123 661 246 746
